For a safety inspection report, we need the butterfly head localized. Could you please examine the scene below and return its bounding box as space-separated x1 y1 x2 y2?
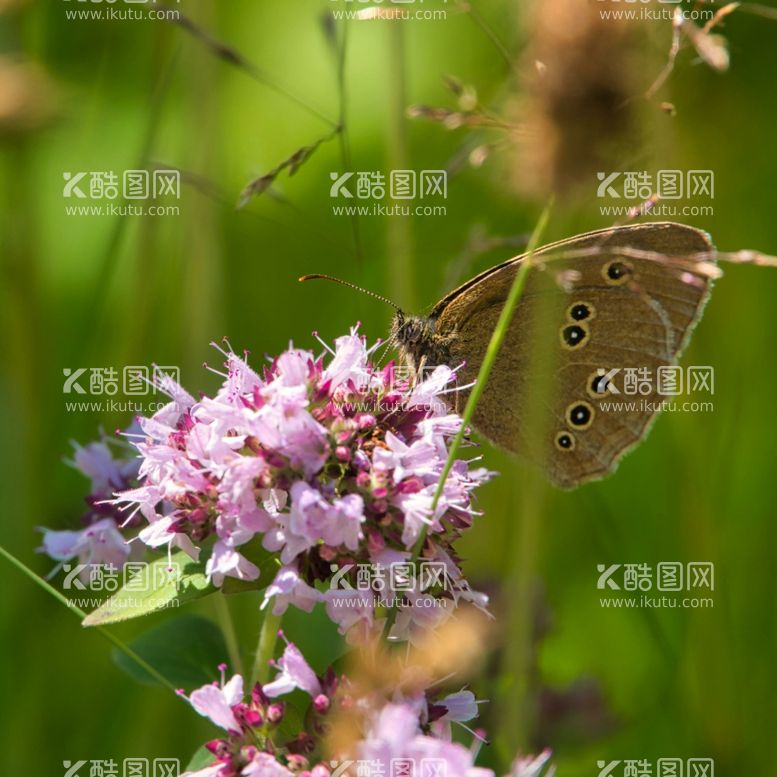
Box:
297 274 451 370
390 310 449 369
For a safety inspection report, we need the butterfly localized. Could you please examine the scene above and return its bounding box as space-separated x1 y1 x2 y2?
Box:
304 221 716 489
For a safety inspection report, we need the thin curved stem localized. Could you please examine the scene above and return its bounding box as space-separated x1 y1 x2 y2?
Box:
251 608 282 686
0 544 177 693
214 594 244 677
382 200 553 640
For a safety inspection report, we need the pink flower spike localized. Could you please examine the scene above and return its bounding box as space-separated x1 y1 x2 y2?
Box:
101 326 492 644
181 764 225 777
205 542 260 587
188 673 245 733
262 642 322 698
262 566 322 616
38 518 131 576
510 750 555 777
242 752 295 777
439 690 481 722
69 441 126 493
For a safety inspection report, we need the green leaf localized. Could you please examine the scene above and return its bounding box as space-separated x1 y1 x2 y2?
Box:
112 614 227 687
185 746 217 773
282 603 346 673
82 551 216 626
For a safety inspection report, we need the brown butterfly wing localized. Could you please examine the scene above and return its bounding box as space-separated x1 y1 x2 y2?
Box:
432 222 716 488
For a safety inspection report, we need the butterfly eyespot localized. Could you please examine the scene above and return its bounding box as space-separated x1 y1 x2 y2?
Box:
555 431 576 452
561 323 589 350
567 302 595 322
587 370 611 398
603 260 633 286
566 401 594 429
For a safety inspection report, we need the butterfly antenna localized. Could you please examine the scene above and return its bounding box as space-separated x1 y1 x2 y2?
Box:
376 338 395 368
298 274 402 312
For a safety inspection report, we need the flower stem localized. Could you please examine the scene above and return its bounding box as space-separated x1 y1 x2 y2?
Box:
0 543 177 693
386 22 416 312
382 200 553 639
251 608 282 686
214 594 244 678
335 23 363 267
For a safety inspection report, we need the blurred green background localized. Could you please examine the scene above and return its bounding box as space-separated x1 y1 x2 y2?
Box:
1 1 776 775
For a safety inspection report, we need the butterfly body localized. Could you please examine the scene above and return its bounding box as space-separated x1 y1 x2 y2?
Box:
392 222 716 489
390 311 453 370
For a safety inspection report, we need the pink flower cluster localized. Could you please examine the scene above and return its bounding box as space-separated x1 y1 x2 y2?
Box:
38 436 141 578
181 638 554 777
180 641 339 777
107 329 492 640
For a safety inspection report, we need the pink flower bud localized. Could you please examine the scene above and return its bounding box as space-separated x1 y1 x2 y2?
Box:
371 499 388 514
357 414 376 430
286 754 309 772
367 528 385 555
267 703 285 723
